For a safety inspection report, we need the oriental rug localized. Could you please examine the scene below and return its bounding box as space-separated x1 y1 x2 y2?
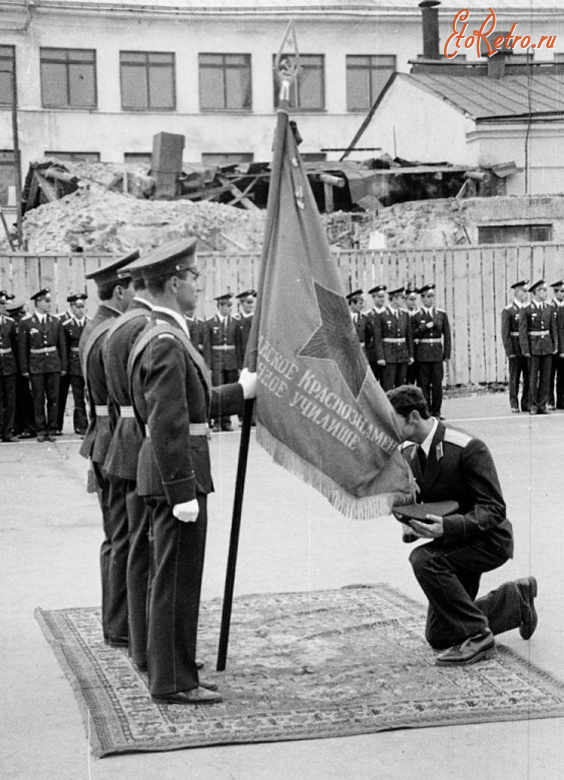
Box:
35 583 564 758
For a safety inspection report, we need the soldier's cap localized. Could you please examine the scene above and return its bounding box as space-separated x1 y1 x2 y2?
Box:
368 284 387 295
528 279 546 293
418 283 436 295
405 286 418 296
388 286 406 298
550 280 564 289
85 250 139 287
126 238 197 281
215 292 234 303
346 289 364 302
30 287 51 302
510 279 529 290
67 292 88 303
235 289 257 300
5 298 25 313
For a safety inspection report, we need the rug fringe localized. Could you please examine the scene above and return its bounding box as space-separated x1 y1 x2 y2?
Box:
256 424 398 520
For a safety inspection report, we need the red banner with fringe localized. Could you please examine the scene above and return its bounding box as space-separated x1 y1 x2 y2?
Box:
246 108 415 519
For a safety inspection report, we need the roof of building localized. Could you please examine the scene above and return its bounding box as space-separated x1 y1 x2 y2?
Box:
395 72 564 120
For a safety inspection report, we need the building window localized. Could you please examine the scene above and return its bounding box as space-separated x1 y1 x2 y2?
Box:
199 54 252 111
40 48 97 108
201 152 254 165
346 55 396 111
478 224 553 244
45 151 101 162
120 51 175 110
0 46 15 107
273 54 325 111
0 150 15 206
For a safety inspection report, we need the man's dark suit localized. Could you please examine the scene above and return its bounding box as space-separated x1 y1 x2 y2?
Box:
401 422 522 649
0 313 17 440
104 299 152 668
501 301 529 412
129 309 244 696
518 302 558 413
411 308 451 416
79 303 128 645
372 306 414 391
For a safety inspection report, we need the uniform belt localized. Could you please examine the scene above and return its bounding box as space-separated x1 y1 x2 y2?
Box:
0 347 12 355
119 405 135 418
359 342 365 347
419 338 442 343
70 346 80 352
212 345 235 351
383 337 406 343
30 346 57 354
94 404 109 417
145 423 209 438
529 330 550 336
510 332 519 336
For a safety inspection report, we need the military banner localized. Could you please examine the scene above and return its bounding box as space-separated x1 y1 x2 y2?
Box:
246 103 415 519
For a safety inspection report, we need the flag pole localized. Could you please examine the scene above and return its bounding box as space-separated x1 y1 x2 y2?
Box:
216 21 299 672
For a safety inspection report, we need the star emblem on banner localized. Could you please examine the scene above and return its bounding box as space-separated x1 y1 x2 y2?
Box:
298 282 367 399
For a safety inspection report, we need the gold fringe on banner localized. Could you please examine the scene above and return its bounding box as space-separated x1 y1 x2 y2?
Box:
256 423 412 521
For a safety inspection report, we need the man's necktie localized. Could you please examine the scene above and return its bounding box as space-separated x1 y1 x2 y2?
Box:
417 446 427 473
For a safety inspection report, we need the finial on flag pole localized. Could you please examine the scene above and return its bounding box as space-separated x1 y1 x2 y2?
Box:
274 19 300 105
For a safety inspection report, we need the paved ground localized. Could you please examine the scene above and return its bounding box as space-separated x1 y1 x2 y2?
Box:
1 391 564 780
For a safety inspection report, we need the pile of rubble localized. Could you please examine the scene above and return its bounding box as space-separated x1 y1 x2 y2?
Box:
19 187 267 254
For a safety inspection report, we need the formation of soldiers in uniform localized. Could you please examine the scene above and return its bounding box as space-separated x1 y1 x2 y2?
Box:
347 282 451 419
0 281 256 443
501 278 564 414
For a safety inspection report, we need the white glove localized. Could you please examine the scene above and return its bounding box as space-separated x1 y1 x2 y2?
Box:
238 367 257 399
172 499 199 523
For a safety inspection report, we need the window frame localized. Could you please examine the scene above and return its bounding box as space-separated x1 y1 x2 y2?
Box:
272 53 325 112
0 45 16 108
346 54 396 112
198 53 253 112
40 47 97 109
120 50 176 111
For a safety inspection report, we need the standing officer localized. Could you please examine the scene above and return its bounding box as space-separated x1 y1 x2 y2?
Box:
18 288 67 442
404 285 420 385
0 290 18 441
80 253 136 648
365 284 387 381
58 293 89 435
412 283 451 419
203 292 239 431
372 286 414 391
5 298 36 438
346 289 368 352
103 262 153 672
519 279 558 415
548 280 564 410
127 238 256 705
234 289 257 370
501 280 530 413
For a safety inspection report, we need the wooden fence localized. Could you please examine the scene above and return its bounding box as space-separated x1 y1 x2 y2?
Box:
2 242 563 386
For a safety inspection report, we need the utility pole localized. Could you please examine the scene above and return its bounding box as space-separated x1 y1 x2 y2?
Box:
1 67 23 248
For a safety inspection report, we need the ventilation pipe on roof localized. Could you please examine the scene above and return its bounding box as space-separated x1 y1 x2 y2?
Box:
419 0 441 60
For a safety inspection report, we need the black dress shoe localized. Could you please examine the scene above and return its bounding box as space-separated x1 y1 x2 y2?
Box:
2 434 19 442
17 431 35 438
37 434 47 442
46 434 56 442
510 407 519 413
152 687 222 705
516 576 538 640
435 630 495 666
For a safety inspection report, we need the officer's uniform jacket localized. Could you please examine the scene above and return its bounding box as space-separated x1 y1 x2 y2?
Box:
400 421 513 555
62 315 88 376
518 302 558 356
103 299 152 481
0 314 17 375
412 307 451 362
129 309 244 504
372 306 414 363
79 304 121 464
234 312 254 369
551 301 564 354
186 315 206 355
203 313 238 372
364 307 385 364
501 301 525 358
18 312 67 375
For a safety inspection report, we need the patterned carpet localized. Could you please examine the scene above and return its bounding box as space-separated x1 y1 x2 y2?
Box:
36 584 564 758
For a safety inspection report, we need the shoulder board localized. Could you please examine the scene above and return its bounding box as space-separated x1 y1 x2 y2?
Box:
443 427 472 448
21 314 32 320
436 308 446 314
503 303 513 311
157 333 176 340
400 440 417 452
3 314 14 322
